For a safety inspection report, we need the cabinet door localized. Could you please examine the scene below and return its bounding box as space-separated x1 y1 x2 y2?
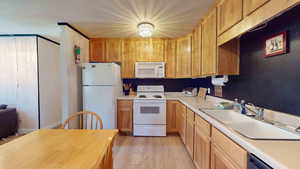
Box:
90 39 106 62
150 39 165 62
165 39 177 78
194 125 210 169
186 109 195 159
167 100 178 133
117 100 133 132
192 25 202 77
105 39 123 62
121 40 136 78
217 0 243 35
244 0 270 17
211 144 239 169
176 103 187 143
202 8 217 76
176 35 192 78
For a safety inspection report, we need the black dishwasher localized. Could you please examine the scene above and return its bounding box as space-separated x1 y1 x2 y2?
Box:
248 154 273 169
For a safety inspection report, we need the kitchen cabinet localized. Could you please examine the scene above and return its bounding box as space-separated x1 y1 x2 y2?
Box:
193 114 211 169
165 39 177 78
176 103 187 143
244 0 270 17
134 38 165 62
211 127 247 169
150 39 165 62
218 0 299 46
121 40 136 78
117 100 133 133
192 25 202 77
202 8 217 76
167 100 178 133
186 108 195 159
217 0 243 35
176 35 192 78
90 38 106 62
105 39 123 62
211 144 239 169
218 38 240 75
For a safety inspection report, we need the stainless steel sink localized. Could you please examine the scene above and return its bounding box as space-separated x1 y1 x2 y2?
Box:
204 110 300 140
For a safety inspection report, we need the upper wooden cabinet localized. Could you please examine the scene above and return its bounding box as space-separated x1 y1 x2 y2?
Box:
244 0 270 17
167 100 178 133
150 39 165 62
90 38 106 62
218 38 240 75
133 38 165 62
121 40 136 78
105 39 123 62
192 25 202 77
165 39 177 78
202 8 217 76
117 100 133 133
176 35 192 78
217 0 243 35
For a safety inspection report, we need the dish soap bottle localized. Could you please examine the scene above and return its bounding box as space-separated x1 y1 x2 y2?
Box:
240 100 246 114
233 98 240 112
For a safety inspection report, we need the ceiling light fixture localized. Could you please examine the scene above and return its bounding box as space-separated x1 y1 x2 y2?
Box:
137 22 155 37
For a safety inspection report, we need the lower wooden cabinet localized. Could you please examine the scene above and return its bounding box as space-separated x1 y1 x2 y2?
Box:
117 100 133 133
186 108 195 159
193 114 211 169
211 143 239 169
176 103 187 143
167 100 178 133
211 127 247 169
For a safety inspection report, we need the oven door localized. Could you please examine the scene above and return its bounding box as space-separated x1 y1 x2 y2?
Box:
133 100 166 125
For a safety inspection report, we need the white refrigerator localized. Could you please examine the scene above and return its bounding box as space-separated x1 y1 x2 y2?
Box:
82 63 123 129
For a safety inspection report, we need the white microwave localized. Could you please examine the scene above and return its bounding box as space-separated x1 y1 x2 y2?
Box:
135 62 165 78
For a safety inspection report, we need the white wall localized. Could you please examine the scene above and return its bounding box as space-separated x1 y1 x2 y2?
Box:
0 37 39 132
38 37 61 129
59 26 89 123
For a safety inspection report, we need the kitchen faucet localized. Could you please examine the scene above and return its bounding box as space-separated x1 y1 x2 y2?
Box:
246 103 265 121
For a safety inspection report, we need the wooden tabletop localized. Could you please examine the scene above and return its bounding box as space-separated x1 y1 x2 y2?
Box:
0 129 118 169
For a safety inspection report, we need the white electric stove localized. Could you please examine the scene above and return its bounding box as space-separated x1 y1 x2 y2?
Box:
133 85 166 136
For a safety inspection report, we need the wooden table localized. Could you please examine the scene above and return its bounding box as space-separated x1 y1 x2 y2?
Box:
0 129 118 169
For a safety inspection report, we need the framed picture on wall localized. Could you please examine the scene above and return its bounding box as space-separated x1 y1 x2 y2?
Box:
265 31 287 57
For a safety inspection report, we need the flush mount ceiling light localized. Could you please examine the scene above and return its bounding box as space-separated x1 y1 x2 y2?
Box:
137 22 155 37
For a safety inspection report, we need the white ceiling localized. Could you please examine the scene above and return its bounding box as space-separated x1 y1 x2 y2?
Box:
0 0 214 41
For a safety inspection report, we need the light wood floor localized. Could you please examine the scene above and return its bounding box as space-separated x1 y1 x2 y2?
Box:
113 135 196 169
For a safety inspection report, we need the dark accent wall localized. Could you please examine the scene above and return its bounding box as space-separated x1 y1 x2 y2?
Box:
223 5 300 116
123 78 212 92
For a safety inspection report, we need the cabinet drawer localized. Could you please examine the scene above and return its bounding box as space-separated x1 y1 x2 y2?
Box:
117 100 132 108
195 114 211 137
211 127 247 169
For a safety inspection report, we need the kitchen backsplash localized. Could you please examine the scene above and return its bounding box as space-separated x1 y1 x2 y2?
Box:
222 5 300 117
123 78 213 92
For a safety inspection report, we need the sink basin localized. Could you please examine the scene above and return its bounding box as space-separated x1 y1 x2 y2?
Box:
229 120 300 140
205 110 249 124
205 110 300 140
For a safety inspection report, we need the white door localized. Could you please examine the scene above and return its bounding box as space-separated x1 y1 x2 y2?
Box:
82 63 114 86
134 100 166 125
83 86 115 129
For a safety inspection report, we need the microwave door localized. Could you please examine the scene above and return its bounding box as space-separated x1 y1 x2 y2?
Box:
136 67 156 78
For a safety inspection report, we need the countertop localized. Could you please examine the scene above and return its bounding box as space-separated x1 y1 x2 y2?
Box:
117 94 300 169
